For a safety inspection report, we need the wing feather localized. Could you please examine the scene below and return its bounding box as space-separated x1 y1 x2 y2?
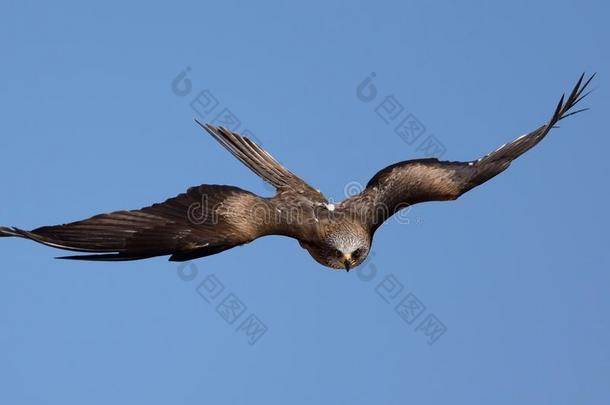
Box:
1 185 271 261
198 121 327 203
344 74 594 231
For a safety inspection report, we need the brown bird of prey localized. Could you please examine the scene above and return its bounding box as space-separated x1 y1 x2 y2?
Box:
0 74 594 271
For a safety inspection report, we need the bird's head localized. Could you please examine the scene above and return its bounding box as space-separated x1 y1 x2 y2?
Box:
300 224 371 272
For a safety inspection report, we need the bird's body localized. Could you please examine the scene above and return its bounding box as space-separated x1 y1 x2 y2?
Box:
0 74 594 271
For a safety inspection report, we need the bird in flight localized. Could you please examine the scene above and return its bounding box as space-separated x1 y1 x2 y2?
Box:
0 74 594 271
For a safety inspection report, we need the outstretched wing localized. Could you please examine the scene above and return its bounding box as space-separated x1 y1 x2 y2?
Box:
1 124 328 261
344 73 594 231
198 121 328 204
0 185 270 261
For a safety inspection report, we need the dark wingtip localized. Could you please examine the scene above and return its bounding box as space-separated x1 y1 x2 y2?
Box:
583 72 597 88
0 226 23 237
553 73 596 124
55 253 158 261
560 107 590 120
195 120 223 142
55 254 99 261
194 118 208 129
194 119 218 131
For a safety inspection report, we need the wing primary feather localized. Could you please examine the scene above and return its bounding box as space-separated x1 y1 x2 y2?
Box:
1 185 271 262
197 121 287 188
344 74 595 232
56 253 159 261
195 120 328 203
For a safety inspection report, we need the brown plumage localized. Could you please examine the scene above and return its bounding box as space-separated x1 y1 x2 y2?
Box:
0 74 594 270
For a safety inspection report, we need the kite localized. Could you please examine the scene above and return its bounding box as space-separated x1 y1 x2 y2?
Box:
0 74 594 271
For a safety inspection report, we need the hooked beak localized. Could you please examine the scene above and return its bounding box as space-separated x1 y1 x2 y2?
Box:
342 254 352 272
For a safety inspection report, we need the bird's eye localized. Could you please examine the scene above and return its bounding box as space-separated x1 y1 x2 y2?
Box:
352 248 362 259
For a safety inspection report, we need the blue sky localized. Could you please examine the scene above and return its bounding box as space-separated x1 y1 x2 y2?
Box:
1 0 609 404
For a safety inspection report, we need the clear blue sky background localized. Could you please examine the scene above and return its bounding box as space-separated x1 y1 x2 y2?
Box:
1 1 608 404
